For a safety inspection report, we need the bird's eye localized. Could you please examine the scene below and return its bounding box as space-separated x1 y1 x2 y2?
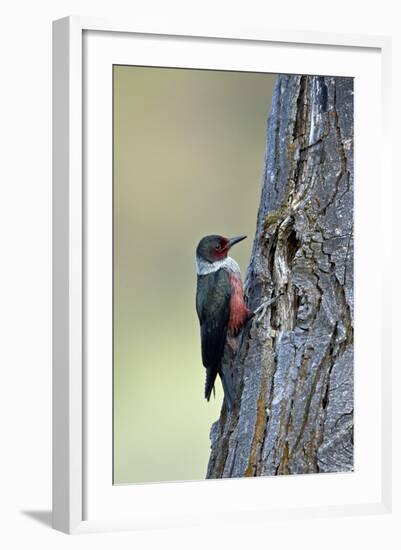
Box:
215 244 221 250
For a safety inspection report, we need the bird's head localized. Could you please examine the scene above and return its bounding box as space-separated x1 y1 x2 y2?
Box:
196 234 247 263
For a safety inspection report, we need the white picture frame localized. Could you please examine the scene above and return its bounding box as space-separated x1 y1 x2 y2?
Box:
52 16 392 534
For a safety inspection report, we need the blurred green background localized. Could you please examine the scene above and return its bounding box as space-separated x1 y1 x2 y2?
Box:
113 65 276 484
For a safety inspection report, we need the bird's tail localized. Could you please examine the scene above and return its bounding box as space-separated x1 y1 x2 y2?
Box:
219 367 235 411
205 366 218 402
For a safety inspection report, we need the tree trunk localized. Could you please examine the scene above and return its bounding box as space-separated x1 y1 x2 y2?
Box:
207 75 354 478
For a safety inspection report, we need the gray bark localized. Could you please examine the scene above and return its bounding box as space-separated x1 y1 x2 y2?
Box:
207 75 354 478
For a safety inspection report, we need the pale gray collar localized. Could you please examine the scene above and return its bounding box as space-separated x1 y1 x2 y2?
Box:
196 255 240 276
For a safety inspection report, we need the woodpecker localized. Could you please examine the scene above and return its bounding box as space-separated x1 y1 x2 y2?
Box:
195 234 250 410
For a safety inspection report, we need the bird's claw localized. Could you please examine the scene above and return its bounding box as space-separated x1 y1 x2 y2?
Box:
252 290 284 323
254 302 268 322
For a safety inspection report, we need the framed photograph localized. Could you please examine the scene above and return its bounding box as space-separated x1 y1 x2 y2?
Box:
52 17 392 534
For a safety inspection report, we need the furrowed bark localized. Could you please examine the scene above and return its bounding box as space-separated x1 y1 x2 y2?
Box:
207 75 354 478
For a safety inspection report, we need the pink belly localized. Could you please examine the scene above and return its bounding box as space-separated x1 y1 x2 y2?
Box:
228 273 250 335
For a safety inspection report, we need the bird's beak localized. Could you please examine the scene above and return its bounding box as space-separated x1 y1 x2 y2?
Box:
227 235 247 249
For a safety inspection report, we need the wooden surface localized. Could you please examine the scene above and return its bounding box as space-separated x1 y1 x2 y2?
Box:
207 75 354 478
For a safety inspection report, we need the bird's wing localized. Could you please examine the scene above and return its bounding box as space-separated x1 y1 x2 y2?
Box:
196 268 231 368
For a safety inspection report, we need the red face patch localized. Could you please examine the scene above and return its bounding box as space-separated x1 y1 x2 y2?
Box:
211 237 229 260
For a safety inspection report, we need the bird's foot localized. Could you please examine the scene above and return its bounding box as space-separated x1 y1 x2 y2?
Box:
251 290 284 323
227 335 238 352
